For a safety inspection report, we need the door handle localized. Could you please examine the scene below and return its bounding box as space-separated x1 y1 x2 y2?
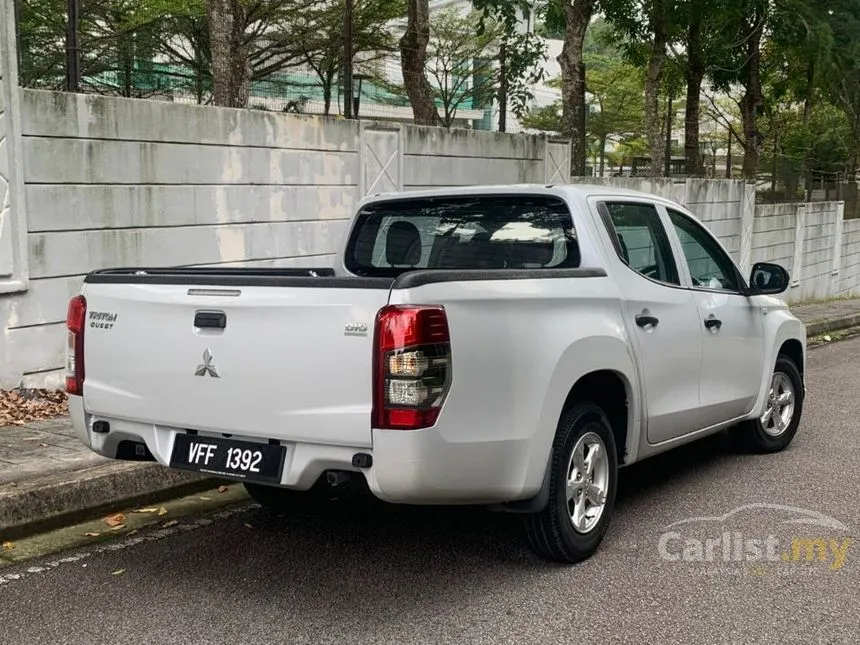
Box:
704 317 722 330
194 311 227 329
635 314 659 328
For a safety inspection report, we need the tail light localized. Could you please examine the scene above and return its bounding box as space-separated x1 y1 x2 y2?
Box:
373 305 452 430
65 295 87 395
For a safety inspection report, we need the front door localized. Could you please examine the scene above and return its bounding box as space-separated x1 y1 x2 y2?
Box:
595 200 704 445
664 207 765 428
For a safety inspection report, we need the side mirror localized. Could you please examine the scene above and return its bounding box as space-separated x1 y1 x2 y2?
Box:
749 262 789 295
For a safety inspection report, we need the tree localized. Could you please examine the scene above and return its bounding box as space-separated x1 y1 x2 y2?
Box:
601 0 686 177
471 0 548 131
156 1 211 103
521 54 645 176
287 0 405 115
400 0 439 125
586 55 646 175
14 0 67 89
422 8 499 126
704 0 771 178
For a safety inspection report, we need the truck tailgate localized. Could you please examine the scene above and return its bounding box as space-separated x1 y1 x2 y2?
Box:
81 280 392 448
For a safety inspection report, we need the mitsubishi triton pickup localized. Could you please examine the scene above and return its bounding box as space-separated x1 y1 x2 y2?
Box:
66 184 806 564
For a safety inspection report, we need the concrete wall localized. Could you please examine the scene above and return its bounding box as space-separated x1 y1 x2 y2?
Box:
572 176 854 305
0 90 569 388
0 87 857 388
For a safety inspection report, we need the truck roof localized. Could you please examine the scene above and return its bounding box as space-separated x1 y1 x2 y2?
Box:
362 183 679 206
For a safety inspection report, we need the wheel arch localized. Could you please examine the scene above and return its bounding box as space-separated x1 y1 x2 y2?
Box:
495 335 638 514
751 313 806 419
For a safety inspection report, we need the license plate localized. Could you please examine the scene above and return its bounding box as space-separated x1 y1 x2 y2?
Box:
169 433 286 483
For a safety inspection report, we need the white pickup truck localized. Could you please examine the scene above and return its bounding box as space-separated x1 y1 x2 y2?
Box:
67 184 805 563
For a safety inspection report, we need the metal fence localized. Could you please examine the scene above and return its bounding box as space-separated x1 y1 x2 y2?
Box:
13 0 409 116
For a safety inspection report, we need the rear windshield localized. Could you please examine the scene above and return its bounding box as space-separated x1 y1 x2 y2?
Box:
345 194 580 277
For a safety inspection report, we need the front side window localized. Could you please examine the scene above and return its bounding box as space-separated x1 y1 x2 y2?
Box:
346 194 580 277
598 201 680 286
667 209 740 292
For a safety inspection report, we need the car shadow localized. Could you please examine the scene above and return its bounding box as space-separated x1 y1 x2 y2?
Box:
235 429 746 568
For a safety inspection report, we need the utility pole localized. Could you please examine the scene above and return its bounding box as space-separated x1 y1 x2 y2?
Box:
343 0 354 118
498 42 507 133
65 0 81 92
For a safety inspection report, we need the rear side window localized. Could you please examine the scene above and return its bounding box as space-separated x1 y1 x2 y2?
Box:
597 201 680 286
345 194 580 277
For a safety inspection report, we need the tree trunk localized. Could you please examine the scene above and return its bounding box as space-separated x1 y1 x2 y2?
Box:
644 31 666 177
739 11 765 179
599 134 607 177
684 16 704 177
802 60 814 128
558 0 595 176
850 112 860 177
399 0 438 125
323 80 332 116
206 0 250 108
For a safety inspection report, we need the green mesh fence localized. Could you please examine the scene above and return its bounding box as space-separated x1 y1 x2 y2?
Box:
13 0 490 120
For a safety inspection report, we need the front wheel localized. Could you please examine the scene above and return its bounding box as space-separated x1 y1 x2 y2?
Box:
730 354 804 453
524 402 618 564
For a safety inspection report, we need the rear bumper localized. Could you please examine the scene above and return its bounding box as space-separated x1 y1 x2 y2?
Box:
69 396 539 506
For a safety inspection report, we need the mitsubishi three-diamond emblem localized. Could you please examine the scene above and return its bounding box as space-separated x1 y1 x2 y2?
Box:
195 347 221 378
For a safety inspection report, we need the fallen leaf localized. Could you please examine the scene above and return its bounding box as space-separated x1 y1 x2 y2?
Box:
0 388 69 426
162 520 178 528
218 485 229 493
157 506 168 516
2 541 14 550
132 507 159 514
111 569 125 576
103 512 126 527
84 532 100 537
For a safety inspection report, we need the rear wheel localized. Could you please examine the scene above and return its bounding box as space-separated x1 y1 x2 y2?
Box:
730 354 804 453
525 402 618 564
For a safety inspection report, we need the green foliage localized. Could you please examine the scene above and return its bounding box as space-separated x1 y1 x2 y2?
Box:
471 0 549 119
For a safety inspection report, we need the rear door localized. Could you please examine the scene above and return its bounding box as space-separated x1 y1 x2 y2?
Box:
662 206 764 427
592 199 704 445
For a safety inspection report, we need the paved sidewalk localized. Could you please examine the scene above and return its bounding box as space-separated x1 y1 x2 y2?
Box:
0 419 107 485
791 297 860 334
0 420 216 540
2 296 860 538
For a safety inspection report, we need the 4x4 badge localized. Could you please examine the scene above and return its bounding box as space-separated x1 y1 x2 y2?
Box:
195 347 221 378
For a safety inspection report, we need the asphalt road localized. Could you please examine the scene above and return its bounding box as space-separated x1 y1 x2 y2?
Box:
1 339 859 645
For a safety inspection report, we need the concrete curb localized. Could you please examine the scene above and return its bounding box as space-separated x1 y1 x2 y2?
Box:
805 314 860 337
0 461 220 541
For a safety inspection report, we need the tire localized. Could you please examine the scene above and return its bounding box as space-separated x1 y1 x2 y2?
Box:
524 402 619 564
730 354 804 454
